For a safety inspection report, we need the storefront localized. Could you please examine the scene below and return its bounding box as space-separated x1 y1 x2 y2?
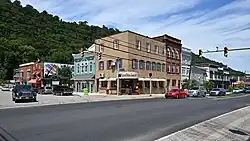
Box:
72 75 95 93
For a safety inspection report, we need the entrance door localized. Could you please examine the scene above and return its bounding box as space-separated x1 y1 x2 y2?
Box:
90 83 93 93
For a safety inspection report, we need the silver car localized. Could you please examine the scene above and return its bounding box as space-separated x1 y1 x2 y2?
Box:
188 86 207 97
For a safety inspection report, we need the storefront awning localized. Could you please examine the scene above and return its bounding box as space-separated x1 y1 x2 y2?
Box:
138 78 166 81
28 79 37 84
71 75 95 81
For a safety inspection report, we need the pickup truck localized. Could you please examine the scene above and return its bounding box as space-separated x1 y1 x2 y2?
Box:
12 84 37 102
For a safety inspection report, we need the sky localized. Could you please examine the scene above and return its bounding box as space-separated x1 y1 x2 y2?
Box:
16 0 250 72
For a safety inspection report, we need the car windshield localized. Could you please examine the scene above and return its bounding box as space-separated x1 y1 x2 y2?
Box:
19 85 31 90
170 89 179 92
212 88 221 91
191 87 199 90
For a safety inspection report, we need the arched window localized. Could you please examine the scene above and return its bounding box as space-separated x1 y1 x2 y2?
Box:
139 60 145 69
146 61 151 70
132 59 138 69
176 50 179 59
172 49 175 58
167 48 171 57
89 62 93 72
152 62 156 71
157 63 161 71
162 63 165 72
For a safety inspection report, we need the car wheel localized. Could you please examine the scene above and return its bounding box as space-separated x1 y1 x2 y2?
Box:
12 96 15 101
14 99 19 103
183 95 187 98
165 95 168 99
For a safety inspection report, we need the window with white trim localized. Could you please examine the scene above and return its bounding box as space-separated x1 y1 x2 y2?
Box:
132 59 138 69
136 40 141 50
146 43 151 52
113 40 119 49
139 60 145 69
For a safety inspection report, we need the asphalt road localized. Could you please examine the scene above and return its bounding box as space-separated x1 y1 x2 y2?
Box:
0 95 250 141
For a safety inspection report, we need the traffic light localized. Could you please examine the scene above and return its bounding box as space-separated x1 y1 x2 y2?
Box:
98 53 102 60
199 49 202 57
80 48 84 57
224 47 228 57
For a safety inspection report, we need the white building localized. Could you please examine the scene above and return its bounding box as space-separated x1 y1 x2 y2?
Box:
181 47 192 82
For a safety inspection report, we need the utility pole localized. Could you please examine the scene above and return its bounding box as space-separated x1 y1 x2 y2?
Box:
149 73 152 95
188 62 192 89
116 57 120 96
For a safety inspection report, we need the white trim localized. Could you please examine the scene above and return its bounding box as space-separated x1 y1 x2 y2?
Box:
19 62 35 67
99 78 107 81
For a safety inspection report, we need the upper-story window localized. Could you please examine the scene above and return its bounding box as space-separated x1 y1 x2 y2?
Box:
163 47 166 55
113 40 119 49
172 63 175 73
89 62 93 72
99 44 104 53
132 59 138 69
77 64 80 73
168 64 171 72
172 49 175 58
146 43 151 52
136 40 141 50
85 63 88 72
162 63 165 72
176 65 179 73
176 50 179 59
81 63 84 73
157 63 161 71
152 62 156 71
107 60 113 70
99 61 104 70
167 48 171 57
155 45 159 54
139 60 145 70
116 58 123 69
146 61 151 70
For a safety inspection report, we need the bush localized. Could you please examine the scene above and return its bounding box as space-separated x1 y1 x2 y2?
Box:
228 86 233 92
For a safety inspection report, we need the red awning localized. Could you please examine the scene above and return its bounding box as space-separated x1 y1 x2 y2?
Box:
31 71 36 75
28 79 37 84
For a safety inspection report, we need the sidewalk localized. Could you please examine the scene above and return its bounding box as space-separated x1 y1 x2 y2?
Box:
156 106 250 141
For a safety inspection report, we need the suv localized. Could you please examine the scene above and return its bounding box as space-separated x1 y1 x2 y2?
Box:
210 88 226 96
188 86 207 97
39 86 53 94
12 85 37 102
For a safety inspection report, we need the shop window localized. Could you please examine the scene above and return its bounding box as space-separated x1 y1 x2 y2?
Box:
132 59 138 69
99 61 104 70
101 81 107 87
157 63 161 71
139 60 145 69
172 80 176 87
145 81 150 88
152 62 156 71
159 81 164 87
152 81 157 88
111 81 117 88
146 61 151 70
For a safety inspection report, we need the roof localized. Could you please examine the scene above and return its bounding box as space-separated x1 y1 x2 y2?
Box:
19 62 35 67
192 66 206 74
71 74 95 81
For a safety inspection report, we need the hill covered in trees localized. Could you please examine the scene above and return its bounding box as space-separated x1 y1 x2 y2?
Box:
192 53 245 76
0 0 120 80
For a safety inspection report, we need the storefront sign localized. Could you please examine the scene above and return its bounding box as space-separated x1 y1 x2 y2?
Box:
119 72 138 79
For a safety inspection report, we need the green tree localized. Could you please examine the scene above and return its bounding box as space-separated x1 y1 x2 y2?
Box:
204 81 214 93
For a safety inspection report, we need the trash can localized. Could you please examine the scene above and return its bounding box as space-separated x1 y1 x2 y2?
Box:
84 88 88 96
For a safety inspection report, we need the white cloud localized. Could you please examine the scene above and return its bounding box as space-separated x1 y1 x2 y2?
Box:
17 0 250 72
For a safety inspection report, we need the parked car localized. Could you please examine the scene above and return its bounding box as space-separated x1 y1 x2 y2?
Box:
12 84 37 102
1 86 11 91
165 88 188 99
39 86 53 94
210 88 226 96
243 87 250 93
233 88 244 94
53 85 73 96
188 86 207 97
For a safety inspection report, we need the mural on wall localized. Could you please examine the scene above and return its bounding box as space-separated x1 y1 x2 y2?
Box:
44 62 74 76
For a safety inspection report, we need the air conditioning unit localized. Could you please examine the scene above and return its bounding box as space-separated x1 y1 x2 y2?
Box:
100 73 105 78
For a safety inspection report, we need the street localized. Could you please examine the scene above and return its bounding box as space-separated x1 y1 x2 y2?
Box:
0 92 250 141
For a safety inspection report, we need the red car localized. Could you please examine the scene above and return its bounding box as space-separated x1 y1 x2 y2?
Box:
165 88 188 99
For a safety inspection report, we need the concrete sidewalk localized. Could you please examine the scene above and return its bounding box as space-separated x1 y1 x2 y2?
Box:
156 106 250 141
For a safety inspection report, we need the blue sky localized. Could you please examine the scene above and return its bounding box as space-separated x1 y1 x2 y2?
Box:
16 0 250 72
